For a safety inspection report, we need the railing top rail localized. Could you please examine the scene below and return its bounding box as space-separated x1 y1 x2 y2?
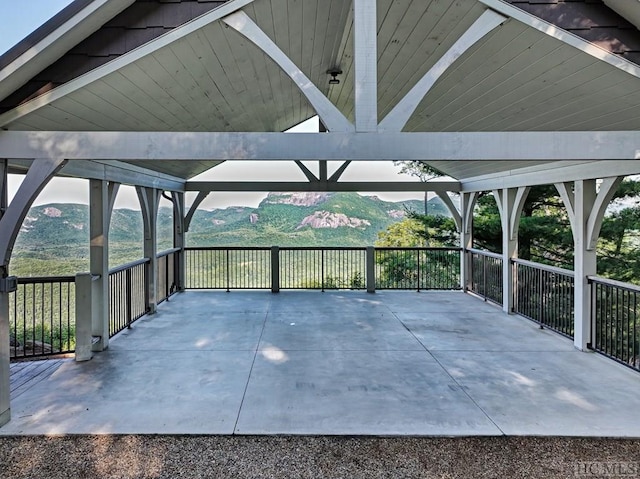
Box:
109 258 150 275
465 248 502 260
512 258 574 277
279 246 368 251
588 275 640 293
374 247 461 252
185 246 271 251
157 247 181 257
16 275 75 284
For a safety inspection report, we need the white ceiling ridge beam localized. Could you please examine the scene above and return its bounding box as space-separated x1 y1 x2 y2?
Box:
0 0 136 102
3 131 640 162
354 0 378 132
185 181 461 193
222 11 354 133
479 0 640 80
0 0 257 128
462 159 640 191
379 9 507 132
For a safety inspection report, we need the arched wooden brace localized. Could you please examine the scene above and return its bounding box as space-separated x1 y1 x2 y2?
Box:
435 192 462 232
0 158 66 428
136 186 161 313
185 191 210 233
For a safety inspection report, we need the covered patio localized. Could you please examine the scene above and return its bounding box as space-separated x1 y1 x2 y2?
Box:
3 290 640 436
2 0 640 434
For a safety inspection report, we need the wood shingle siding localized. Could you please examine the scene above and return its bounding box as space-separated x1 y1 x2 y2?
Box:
507 0 640 65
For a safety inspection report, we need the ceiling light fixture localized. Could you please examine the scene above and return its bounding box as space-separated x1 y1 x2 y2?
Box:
327 68 342 85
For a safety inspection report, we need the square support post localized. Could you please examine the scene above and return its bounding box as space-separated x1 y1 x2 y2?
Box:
137 187 159 313
271 246 280 293
89 180 110 351
172 192 186 292
0 159 9 426
574 180 597 351
75 273 95 362
459 193 474 291
366 246 376 293
497 188 518 313
0 275 10 427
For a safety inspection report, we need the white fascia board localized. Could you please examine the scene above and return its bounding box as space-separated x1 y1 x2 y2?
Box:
479 0 640 79
1 131 640 162
0 0 256 127
0 0 136 103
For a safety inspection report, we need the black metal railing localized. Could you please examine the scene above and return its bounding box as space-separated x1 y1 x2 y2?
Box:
375 247 460 290
280 247 367 290
185 246 461 291
157 248 180 303
589 276 640 372
513 258 574 338
109 259 150 337
9 276 75 360
185 247 271 290
467 248 503 305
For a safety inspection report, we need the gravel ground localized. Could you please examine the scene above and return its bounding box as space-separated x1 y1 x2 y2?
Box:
1 436 640 479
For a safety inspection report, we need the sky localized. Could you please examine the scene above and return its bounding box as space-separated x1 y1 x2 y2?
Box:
1 0 424 210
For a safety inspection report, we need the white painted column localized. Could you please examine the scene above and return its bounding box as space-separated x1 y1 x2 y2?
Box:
89 180 111 351
573 180 597 351
459 192 476 291
0 159 9 427
0 285 9 427
494 189 518 313
353 0 378 132
137 187 159 313
172 192 185 292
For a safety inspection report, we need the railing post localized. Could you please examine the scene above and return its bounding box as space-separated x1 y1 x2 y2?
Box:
271 246 280 293
75 273 95 362
321 249 325 292
590 279 597 350
482 253 487 300
538 267 544 328
126 268 133 328
416 249 421 292
366 246 376 293
144 260 151 313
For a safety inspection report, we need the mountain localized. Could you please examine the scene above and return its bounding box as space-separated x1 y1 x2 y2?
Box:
187 192 447 246
11 192 450 275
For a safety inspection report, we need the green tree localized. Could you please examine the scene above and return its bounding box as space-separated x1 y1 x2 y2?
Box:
381 167 640 283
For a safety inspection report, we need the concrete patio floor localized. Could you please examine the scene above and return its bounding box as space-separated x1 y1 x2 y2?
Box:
3 290 640 436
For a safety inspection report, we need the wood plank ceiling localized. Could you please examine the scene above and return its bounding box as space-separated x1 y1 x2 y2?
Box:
2 0 640 181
